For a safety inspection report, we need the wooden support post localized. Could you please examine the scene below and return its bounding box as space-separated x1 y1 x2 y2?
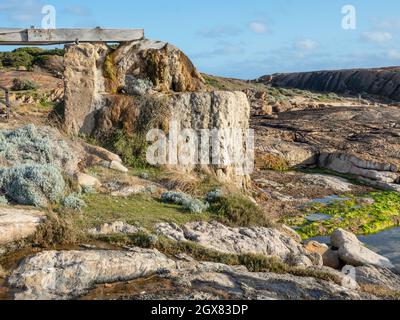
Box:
5 89 10 119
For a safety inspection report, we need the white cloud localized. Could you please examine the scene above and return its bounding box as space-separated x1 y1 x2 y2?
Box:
249 21 267 34
294 39 319 51
0 0 43 23
197 26 242 38
361 31 393 43
388 49 400 60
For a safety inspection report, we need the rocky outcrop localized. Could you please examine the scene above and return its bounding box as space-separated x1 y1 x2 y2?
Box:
165 261 363 300
0 208 46 245
64 43 109 135
109 39 205 94
8 248 367 300
63 41 252 187
155 221 320 267
8 248 176 300
354 265 400 292
260 67 400 101
331 229 394 269
253 103 400 189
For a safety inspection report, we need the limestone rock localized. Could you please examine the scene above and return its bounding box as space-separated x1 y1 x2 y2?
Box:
157 221 318 267
88 221 143 236
64 43 110 135
305 241 340 269
331 229 394 269
111 39 205 94
0 208 46 245
300 174 354 193
354 265 400 292
168 91 252 187
82 143 122 163
76 173 101 189
109 160 128 173
155 222 186 242
167 261 364 300
8 248 177 300
319 153 398 184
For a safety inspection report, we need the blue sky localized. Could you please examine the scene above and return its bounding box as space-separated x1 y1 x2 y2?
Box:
1 0 400 79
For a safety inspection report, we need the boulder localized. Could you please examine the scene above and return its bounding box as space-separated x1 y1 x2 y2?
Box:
109 160 128 173
8 248 176 300
331 229 394 269
300 174 354 193
305 241 340 269
157 221 319 267
110 39 205 94
0 208 46 245
88 221 143 236
354 265 400 292
166 261 364 300
76 173 101 189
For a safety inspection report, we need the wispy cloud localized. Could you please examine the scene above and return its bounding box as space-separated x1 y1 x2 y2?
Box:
294 39 319 51
196 26 242 39
63 5 92 17
191 42 245 59
387 49 400 60
249 21 267 34
361 31 392 43
0 0 44 23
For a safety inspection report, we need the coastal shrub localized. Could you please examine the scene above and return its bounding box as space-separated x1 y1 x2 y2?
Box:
210 194 269 227
0 124 73 168
206 189 224 203
0 164 65 207
256 153 290 171
62 193 87 211
11 78 39 91
161 191 210 214
0 195 8 206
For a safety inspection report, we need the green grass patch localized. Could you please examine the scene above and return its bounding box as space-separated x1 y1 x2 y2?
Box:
285 191 400 239
78 193 210 230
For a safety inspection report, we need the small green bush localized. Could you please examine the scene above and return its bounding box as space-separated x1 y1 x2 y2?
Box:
0 124 73 169
0 164 65 207
161 191 210 214
210 194 269 227
11 78 39 91
62 193 87 211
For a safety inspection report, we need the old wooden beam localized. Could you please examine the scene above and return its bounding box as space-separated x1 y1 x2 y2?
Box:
0 28 144 45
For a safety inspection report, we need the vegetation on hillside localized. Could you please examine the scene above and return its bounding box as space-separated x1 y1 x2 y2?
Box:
0 47 64 70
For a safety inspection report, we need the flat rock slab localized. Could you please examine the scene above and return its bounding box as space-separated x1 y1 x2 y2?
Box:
0 207 46 245
8 248 176 300
156 221 320 267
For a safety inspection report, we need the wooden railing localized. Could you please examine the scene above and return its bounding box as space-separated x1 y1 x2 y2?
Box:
0 85 11 119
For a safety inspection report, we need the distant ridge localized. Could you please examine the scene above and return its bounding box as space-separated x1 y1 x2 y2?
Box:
257 67 400 101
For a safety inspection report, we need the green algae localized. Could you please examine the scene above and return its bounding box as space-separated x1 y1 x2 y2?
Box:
284 191 400 239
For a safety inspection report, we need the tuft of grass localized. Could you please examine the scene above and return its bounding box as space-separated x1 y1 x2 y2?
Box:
31 211 83 247
285 191 400 239
256 153 290 172
209 194 271 228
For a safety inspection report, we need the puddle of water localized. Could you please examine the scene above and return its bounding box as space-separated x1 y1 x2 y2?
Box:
359 228 400 271
305 213 332 222
309 227 400 271
310 195 351 205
